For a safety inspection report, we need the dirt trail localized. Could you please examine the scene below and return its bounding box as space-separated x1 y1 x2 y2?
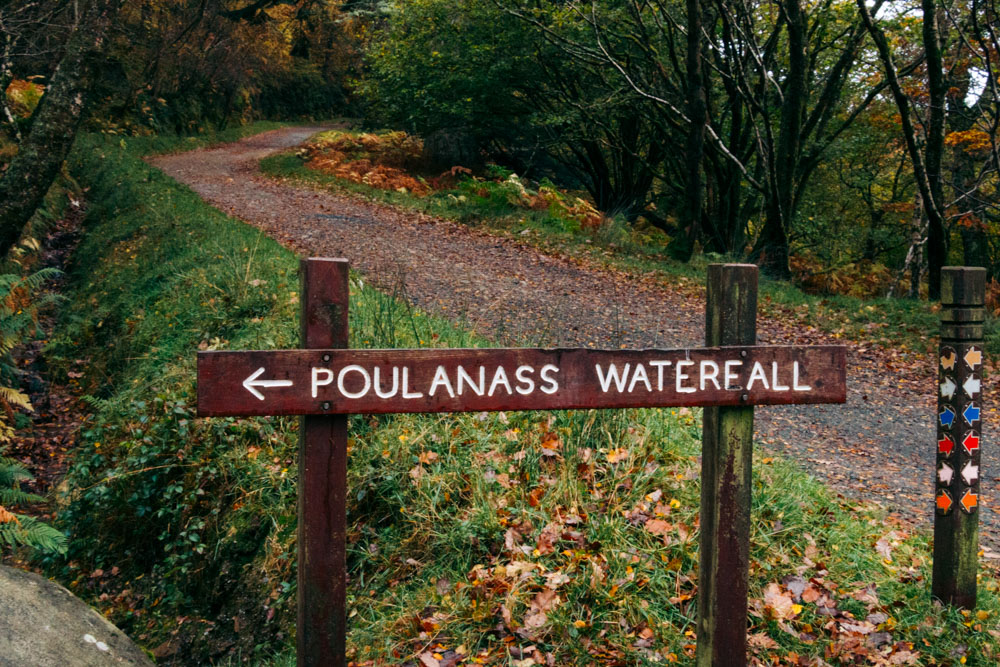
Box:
150 126 995 546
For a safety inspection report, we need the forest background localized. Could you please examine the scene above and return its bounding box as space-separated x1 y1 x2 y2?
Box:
3 0 1000 664
4 0 1000 295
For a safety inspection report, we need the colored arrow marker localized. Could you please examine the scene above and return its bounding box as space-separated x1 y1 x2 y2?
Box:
940 377 957 399
962 460 979 486
938 434 955 456
965 347 983 370
962 431 980 455
940 406 956 428
963 403 980 426
963 376 981 397
243 367 294 401
941 349 957 371
937 490 954 513
938 461 955 485
961 489 978 513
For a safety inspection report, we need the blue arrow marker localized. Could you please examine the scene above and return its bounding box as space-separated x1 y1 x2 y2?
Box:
940 406 956 428
963 403 980 426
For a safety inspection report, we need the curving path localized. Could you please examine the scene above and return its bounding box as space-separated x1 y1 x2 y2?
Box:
150 126 996 547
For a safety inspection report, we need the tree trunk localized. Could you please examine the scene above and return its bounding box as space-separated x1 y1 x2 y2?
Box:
921 0 948 299
0 0 122 259
857 0 949 300
675 0 707 261
750 0 805 279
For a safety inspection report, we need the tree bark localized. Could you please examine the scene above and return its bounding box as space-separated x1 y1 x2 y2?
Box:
0 0 122 259
750 0 805 279
857 0 949 299
675 0 707 261
921 0 948 299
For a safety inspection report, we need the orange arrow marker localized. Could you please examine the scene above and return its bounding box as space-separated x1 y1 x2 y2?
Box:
941 350 957 371
937 490 954 513
965 347 982 370
961 488 978 513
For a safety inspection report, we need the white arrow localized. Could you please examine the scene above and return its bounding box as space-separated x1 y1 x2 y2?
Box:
963 376 981 398
938 462 955 485
940 377 957 399
962 460 979 486
243 367 294 401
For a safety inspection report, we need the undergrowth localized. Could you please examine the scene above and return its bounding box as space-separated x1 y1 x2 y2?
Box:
45 126 1000 665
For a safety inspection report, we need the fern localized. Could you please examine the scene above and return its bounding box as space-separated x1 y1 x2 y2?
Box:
0 515 67 554
0 268 61 442
0 453 66 555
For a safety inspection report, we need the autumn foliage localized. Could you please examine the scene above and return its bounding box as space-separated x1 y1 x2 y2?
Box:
300 130 606 230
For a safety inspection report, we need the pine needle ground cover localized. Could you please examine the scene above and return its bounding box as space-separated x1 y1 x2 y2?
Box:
46 128 1000 665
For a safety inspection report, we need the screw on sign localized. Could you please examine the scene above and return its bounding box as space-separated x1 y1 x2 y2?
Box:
196 259 848 667
933 267 986 609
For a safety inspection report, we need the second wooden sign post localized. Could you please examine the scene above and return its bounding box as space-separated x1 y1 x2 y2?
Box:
933 266 986 608
197 259 848 666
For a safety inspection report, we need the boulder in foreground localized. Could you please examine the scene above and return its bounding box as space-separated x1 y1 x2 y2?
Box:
0 565 153 666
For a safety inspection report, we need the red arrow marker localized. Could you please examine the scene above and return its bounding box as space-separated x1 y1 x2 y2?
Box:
938 435 955 456
962 431 980 456
961 489 978 513
937 490 954 514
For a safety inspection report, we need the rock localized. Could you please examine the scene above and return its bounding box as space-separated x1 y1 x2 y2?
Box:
421 128 482 172
0 565 152 666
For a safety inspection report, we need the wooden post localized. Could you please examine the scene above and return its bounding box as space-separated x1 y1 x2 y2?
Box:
932 266 986 608
298 258 350 666
697 263 757 667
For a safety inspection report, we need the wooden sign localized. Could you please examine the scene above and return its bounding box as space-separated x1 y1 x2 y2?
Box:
197 346 846 417
195 259 848 667
933 266 986 609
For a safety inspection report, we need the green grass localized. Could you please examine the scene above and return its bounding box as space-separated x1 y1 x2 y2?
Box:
45 126 1000 665
262 138 956 357
113 120 291 156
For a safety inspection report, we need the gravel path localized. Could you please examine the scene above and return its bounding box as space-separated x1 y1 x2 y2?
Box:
150 126 996 546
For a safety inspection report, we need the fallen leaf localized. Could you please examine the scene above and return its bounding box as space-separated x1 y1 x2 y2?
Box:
763 583 796 620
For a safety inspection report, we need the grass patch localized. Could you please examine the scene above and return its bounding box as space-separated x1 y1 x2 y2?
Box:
114 120 291 156
47 127 1000 665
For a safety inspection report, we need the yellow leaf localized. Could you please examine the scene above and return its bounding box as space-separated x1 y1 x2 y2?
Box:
0 506 19 525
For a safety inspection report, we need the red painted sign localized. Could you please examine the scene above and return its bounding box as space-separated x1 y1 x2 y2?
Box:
962 431 980 456
197 345 847 417
938 435 955 456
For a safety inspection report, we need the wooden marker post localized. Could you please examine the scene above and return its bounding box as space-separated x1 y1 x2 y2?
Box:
298 258 349 666
196 259 846 665
697 264 757 667
933 266 986 608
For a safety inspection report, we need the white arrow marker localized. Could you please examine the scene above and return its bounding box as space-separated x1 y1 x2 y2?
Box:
939 461 955 485
243 367 294 401
963 376 981 398
962 460 979 486
940 377 957 399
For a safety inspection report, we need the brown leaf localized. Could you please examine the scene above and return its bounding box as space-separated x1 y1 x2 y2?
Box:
532 589 560 612
747 632 780 650
801 585 822 603
644 518 672 535
535 523 560 555
763 583 796 620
